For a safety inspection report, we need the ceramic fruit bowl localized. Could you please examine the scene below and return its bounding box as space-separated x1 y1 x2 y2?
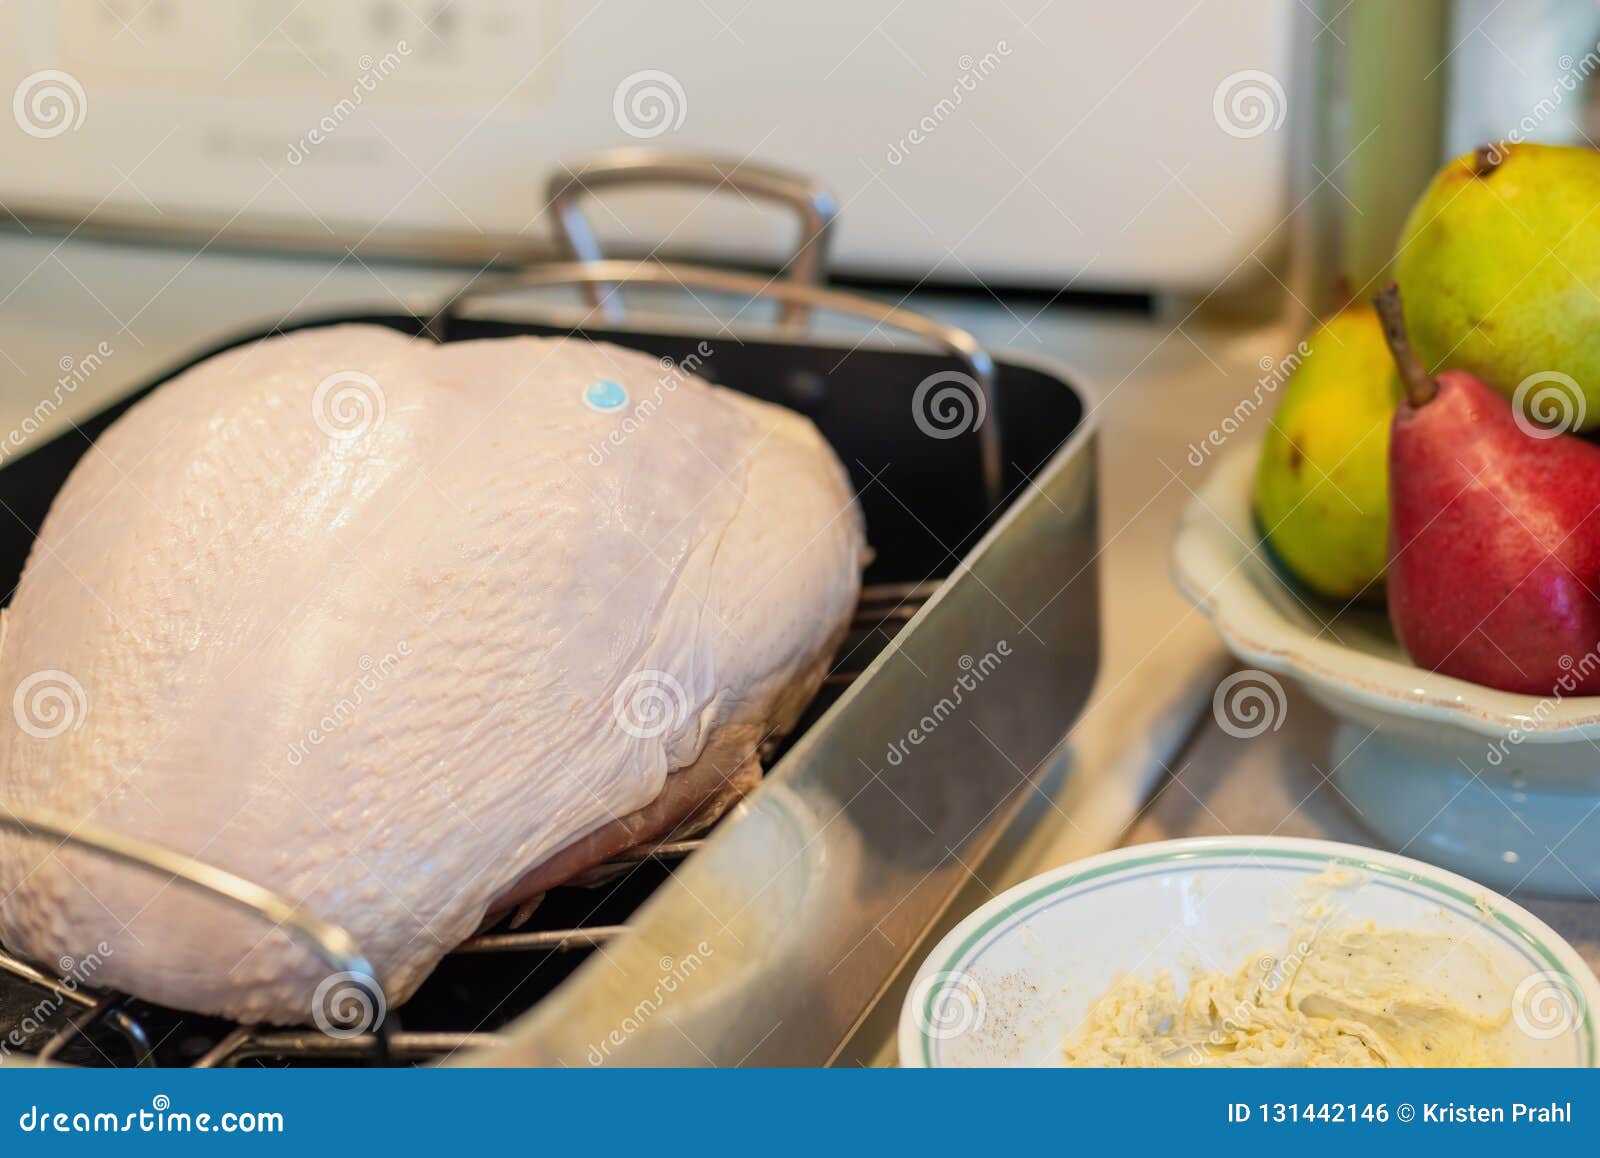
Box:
1172 438 1600 898
900 836 1600 1067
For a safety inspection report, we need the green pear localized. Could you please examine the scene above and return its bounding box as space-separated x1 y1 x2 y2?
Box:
1395 143 1600 430
1254 306 1401 601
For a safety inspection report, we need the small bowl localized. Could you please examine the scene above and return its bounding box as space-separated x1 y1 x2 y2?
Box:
1172 439 1600 897
898 836 1600 1067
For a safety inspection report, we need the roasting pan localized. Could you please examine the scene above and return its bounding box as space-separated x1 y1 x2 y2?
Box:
0 156 1099 1067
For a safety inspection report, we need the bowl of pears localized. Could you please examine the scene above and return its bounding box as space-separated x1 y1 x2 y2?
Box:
1174 143 1600 898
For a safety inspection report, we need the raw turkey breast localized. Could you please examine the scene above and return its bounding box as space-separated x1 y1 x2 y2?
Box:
0 325 864 1024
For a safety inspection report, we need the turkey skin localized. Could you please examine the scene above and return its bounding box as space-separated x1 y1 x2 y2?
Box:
0 325 864 1025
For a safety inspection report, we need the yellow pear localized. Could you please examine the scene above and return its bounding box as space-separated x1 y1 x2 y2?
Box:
1395 143 1600 430
1253 306 1401 600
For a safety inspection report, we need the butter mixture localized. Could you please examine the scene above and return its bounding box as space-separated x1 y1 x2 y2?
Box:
1063 876 1510 1067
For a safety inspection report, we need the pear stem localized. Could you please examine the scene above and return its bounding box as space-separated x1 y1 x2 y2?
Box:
1331 273 1354 312
1373 283 1438 408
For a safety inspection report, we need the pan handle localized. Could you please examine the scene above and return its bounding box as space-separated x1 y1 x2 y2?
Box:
545 149 837 328
426 258 1003 507
0 806 386 1046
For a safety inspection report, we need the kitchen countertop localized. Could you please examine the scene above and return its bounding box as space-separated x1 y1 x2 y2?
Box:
2 230 1595 1067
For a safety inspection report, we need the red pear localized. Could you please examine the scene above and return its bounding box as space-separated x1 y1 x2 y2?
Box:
1376 284 1600 696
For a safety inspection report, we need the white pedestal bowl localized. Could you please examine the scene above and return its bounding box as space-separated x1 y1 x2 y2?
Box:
1173 440 1600 898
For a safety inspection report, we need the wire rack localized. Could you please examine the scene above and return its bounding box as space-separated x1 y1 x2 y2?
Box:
0 581 932 1067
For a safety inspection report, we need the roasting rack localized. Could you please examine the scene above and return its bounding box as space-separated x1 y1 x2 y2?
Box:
435 146 1001 508
543 148 839 329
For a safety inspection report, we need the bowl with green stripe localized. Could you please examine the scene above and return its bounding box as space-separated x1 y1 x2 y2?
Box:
899 836 1600 1068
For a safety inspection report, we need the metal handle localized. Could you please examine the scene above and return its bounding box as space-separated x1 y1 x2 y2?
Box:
427 258 1003 507
546 149 838 327
0 807 383 1032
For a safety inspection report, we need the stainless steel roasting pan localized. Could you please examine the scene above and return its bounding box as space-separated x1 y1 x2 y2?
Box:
0 159 1099 1067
